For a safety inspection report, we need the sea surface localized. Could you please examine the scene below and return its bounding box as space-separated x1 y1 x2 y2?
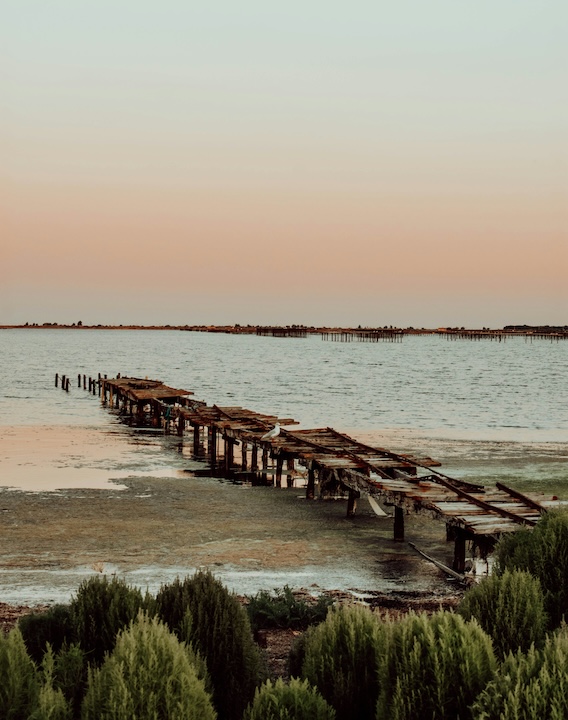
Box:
1 328 567 497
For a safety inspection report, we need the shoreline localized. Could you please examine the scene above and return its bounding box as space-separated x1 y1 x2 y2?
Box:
1 324 567 337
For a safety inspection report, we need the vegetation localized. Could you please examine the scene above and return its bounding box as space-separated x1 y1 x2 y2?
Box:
7 542 568 720
472 627 568 719
300 604 388 720
31 646 72 720
19 604 76 664
495 510 568 628
245 586 334 632
69 575 146 665
458 569 547 658
244 678 336 720
377 611 496 720
157 571 262 720
0 627 39 720
81 612 216 720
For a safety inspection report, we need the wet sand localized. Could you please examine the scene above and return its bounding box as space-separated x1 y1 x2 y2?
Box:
0 473 462 606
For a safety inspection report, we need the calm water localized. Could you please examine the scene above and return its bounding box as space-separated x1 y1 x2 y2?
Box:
1 329 567 496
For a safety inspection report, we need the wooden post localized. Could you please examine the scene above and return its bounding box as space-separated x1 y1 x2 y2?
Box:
347 489 359 517
177 414 184 437
61 375 66 390
286 457 295 487
83 374 86 389
77 373 81 387
275 456 283 487
55 373 59 387
261 447 269 484
209 427 217 470
251 445 258 472
306 468 315 500
192 424 200 456
65 378 70 392
224 437 234 476
453 529 467 573
241 443 248 471
394 506 405 541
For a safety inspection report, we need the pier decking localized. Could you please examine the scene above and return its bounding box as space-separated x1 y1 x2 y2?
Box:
67 374 565 577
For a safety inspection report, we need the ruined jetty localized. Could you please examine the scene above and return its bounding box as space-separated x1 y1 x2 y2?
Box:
65 374 566 577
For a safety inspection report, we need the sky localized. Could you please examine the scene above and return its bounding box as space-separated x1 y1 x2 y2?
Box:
2 1 567 328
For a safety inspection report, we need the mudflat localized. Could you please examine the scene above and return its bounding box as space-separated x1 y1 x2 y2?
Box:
0 473 462 606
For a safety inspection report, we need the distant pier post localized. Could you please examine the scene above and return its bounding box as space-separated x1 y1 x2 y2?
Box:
55 373 59 387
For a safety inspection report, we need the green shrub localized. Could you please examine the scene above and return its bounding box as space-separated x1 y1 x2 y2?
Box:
301 604 388 720
0 627 40 720
377 611 496 720
289 631 309 679
153 575 195 635
29 646 72 720
81 612 216 720
53 643 88 717
471 627 568 719
19 604 76 664
70 575 146 665
244 678 336 720
458 569 547 657
495 510 568 628
246 587 334 632
171 571 262 720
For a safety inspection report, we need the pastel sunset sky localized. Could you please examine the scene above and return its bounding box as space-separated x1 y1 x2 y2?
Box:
2 1 567 327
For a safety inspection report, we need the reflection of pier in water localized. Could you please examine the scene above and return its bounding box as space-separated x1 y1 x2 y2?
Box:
64 374 566 579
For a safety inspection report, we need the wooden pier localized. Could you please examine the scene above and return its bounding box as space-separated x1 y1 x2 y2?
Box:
69 374 566 577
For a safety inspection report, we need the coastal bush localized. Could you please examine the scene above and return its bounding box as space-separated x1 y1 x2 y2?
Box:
53 643 88 717
458 569 547 657
70 575 146 665
244 678 336 720
30 646 72 720
153 575 194 635
376 611 496 720
300 604 388 720
0 627 39 720
81 612 216 720
19 604 76 663
174 570 262 720
289 631 309 679
471 627 568 719
495 509 568 628
246 586 334 632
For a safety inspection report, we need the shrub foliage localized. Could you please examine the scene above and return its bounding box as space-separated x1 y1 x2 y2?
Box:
495 510 568 628
458 569 547 657
81 612 216 720
70 575 146 665
244 678 336 720
377 611 496 720
246 586 334 632
0 627 40 720
301 604 388 720
158 571 262 720
472 627 568 719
